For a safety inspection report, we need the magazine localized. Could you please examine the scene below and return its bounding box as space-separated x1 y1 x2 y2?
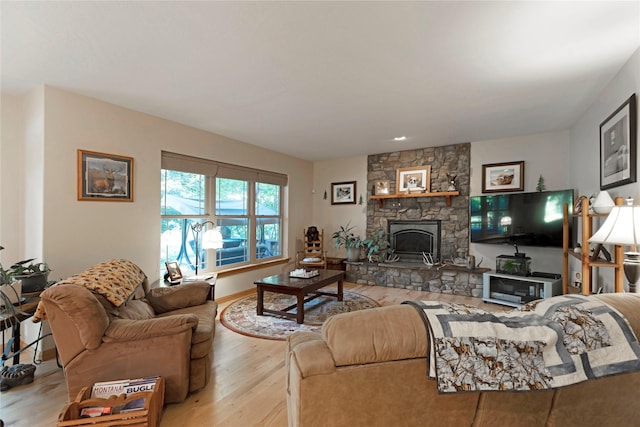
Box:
87 376 160 415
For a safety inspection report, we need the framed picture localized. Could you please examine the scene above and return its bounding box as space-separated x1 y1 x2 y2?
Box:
482 161 524 193
396 166 430 193
331 181 357 205
600 94 637 190
374 180 391 195
165 261 183 282
78 150 134 202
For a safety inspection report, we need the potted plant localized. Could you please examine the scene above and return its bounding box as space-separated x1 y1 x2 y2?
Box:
9 257 51 293
332 223 364 262
363 230 393 262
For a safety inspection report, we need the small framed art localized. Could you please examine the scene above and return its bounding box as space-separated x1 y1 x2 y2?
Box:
396 166 430 193
331 181 357 205
78 149 134 202
600 94 637 190
165 261 183 283
374 180 391 195
482 161 524 193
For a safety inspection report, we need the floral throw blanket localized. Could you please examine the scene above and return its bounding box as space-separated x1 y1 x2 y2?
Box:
32 259 146 322
404 295 640 393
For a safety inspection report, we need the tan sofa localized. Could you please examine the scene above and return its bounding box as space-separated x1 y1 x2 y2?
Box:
286 293 640 427
39 259 217 404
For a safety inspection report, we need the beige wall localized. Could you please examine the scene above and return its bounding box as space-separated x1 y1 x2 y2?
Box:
569 47 640 293
1 86 313 300
469 130 572 274
311 155 368 258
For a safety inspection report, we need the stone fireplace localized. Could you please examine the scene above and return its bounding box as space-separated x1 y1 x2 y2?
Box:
345 142 487 297
388 220 441 263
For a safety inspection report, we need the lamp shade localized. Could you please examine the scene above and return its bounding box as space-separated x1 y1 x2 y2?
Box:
202 228 224 249
589 203 640 247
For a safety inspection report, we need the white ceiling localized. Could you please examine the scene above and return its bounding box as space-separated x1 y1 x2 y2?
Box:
2 1 639 161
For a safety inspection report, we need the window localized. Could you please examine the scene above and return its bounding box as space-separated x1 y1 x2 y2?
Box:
160 152 286 276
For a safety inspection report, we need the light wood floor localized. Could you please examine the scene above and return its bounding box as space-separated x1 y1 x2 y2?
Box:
1 283 506 427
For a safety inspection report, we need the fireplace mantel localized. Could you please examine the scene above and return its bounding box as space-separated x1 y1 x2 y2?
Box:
369 190 459 208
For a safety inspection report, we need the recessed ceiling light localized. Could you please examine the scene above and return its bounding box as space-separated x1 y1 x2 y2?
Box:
393 136 407 141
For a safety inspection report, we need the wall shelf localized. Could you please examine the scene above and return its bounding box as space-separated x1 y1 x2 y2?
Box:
370 191 459 208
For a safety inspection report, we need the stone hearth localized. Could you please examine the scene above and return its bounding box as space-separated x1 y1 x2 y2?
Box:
346 262 488 297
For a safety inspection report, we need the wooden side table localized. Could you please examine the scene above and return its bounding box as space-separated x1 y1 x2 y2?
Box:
164 273 217 300
326 257 346 271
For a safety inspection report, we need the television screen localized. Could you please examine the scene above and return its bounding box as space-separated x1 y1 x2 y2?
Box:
470 189 574 248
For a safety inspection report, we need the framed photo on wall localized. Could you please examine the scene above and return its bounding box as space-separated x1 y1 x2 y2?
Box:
482 161 524 193
600 94 637 190
78 150 134 202
331 181 357 205
396 166 430 193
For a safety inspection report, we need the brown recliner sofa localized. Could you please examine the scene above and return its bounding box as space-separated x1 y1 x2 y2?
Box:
286 293 640 427
38 259 217 404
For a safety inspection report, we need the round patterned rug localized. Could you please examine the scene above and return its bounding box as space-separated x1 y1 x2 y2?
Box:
220 291 380 340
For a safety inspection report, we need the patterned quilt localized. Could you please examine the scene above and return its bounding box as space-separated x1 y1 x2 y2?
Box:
405 295 640 392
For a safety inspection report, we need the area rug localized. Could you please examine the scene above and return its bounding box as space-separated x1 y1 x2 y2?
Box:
220 291 380 340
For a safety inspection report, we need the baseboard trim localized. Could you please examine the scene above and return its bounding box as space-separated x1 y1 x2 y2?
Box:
216 289 254 304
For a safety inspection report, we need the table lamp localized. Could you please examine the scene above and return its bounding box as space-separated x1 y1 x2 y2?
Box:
191 221 223 276
589 198 640 292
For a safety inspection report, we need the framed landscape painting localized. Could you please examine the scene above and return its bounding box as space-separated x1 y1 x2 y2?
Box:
600 94 637 190
331 181 357 205
482 161 524 193
78 149 134 202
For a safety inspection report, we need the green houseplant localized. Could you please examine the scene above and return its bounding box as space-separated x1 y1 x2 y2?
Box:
0 246 51 293
363 230 393 262
332 223 364 261
10 258 51 293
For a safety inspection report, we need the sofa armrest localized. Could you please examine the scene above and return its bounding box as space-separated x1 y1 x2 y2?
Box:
103 314 199 343
145 282 210 314
286 332 337 379
321 304 428 366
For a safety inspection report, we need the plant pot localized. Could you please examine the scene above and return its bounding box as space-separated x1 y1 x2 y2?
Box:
0 280 22 306
346 247 361 262
14 272 49 293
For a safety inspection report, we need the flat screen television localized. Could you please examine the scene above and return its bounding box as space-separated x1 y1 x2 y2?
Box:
470 189 574 248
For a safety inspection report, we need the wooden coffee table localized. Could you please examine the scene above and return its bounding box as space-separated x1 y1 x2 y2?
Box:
254 270 345 324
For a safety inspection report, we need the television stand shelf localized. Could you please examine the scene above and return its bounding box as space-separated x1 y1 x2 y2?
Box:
370 191 459 208
483 272 562 308
561 197 624 295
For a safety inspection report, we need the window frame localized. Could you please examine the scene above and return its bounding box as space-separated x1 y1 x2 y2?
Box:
161 152 286 274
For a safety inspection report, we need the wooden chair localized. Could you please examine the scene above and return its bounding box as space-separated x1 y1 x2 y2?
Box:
296 227 327 270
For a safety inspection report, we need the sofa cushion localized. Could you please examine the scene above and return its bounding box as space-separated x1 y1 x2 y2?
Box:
158 301 217 359
145 282 210 314
322 304 428 366
116 299 156 320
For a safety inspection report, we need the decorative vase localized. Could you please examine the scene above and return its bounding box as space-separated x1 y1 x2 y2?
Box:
0 280 22 306
592 191 615 214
